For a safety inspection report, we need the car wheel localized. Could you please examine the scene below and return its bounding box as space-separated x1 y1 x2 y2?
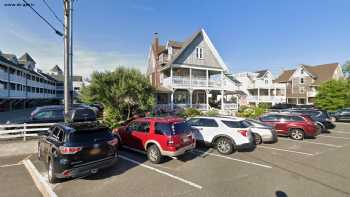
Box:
289 129 304 140
147 145 162 164
254 133 262 145
215 137 234 155
48 158 59 184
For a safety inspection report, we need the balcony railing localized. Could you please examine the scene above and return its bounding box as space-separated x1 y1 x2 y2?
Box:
0 89 8 98
0 70 8 81
222 103 238 110
247 83 286 89
9 74 26 84
248 95 285 103
161 76 222 88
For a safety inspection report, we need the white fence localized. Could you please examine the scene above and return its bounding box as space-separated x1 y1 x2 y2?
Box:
0 123 55 141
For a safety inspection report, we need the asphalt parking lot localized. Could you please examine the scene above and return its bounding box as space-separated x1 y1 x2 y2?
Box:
1 122 350 197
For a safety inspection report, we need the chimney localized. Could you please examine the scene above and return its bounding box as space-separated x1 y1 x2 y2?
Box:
153 32 159 56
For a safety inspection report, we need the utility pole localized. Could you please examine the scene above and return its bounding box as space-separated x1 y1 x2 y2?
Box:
64 0 72 121
69 0 74 106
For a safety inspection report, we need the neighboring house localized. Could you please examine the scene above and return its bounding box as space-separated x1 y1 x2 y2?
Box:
0 51 60 110
49 65 84 99
233 70 286 106
146 29 240 112
274 63 344 105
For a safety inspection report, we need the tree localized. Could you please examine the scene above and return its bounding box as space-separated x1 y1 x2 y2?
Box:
314 79 350 111
79 67 155 128
343 60 350 78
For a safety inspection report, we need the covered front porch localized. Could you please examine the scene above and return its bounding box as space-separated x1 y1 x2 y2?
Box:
155 88 239 112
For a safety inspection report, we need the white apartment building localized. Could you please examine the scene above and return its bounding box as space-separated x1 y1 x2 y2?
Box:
233 70 286 106
147 29 241 112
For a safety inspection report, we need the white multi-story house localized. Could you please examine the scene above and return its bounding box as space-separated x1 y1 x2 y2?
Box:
233 70 286 106
146 29 240 112
0 51 62 110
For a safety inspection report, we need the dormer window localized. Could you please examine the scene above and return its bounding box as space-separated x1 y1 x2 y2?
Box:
301 68 304 74
196 47 203 59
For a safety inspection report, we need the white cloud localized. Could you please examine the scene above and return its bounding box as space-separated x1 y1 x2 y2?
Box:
0 23 147 79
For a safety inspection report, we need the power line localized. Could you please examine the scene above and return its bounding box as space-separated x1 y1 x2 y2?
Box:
21 0 63 36
42 0 65 27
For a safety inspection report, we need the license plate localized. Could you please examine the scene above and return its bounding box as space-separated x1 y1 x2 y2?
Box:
90 148 101 155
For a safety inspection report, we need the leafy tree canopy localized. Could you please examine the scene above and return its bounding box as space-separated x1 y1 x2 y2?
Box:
79 67 155 128
315 79 350 111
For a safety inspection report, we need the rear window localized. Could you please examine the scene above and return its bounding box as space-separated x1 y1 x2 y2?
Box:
69 127 113 143
155 122 191 136
222 120 249 128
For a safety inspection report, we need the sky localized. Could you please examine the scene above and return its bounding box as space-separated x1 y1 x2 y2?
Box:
1 0 349 78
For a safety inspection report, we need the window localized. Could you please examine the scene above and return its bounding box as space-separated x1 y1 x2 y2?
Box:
196 47 203 59
34 111 54 120
265 80 268 84
51 127 64 142
300 87 305 94
301 68 304 74
222 120 249 128
128 121 150 133
260 115 279 122
288 116 304 122
155 123 172 136
300 78 304 84
188 118 218 127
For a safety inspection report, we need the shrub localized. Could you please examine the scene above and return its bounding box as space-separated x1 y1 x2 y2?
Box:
205 109 220 117
179 108 203 118
237 105 266 119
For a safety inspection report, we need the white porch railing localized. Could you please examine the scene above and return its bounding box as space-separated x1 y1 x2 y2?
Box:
155 104 172 111
248 95 285 103
223 103 238 110
162 76 222 88
0 123 55 141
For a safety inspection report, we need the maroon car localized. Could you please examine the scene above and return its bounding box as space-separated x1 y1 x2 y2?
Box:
259 113 320 140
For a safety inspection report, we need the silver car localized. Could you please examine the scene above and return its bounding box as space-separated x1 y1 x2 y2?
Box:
244 119 278 144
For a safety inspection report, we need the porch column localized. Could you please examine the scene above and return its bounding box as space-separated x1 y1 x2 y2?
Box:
189 89 193 108
189 68 192 88
170 90 174 110
206 90 209 110
206 70 209 88
221 71 224 88
257 88 260 106
170 66 173 86
221 90 224 110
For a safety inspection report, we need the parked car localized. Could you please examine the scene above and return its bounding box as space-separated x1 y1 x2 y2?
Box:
333 108 350 122
37 108 119 183
114 117 195 164
283 109 335 132
259 113 320 140
186 116 255 155
244 119 278 144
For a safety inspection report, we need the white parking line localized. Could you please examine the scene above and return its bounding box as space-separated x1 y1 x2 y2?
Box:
193 150 272 169
330 131 350 134
279 138 343 148
0 163 23 168
23 159 57 197
319 135 350 140
119 155 203 190
258 146 314 156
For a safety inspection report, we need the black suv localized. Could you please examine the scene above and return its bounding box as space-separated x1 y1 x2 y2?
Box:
38 108 118 183
284 109 335 132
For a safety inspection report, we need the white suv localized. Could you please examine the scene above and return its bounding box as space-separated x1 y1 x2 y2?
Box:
187 116 255 155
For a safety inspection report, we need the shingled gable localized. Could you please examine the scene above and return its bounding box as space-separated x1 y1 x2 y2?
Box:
273 63 340 85
167 28 229 71
19 53 36 64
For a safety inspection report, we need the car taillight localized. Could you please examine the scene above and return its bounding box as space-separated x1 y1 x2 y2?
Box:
167 138 175 146
59 146 82 154
107 138 118 146
238 130 248 137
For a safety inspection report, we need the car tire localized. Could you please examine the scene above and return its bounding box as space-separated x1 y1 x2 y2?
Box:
215 137 235 155
147 145 163 164
289 129 304 140
48 158 59 184
254 133 263 145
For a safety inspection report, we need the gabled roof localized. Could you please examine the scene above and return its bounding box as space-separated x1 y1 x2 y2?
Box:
273 69 295 83
273 63 340 84
255 69 269 78
168 40 183 48
2 53 17 62
167 28 229 71
19 53 36 64
225 74 242 84
50 65 63 73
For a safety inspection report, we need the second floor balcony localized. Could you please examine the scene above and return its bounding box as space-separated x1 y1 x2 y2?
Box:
162 76 227 89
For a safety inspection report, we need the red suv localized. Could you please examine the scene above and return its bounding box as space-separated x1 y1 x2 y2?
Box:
114 117 195 163
259 113 320 140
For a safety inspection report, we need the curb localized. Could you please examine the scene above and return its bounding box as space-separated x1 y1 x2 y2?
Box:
23 159 57 197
